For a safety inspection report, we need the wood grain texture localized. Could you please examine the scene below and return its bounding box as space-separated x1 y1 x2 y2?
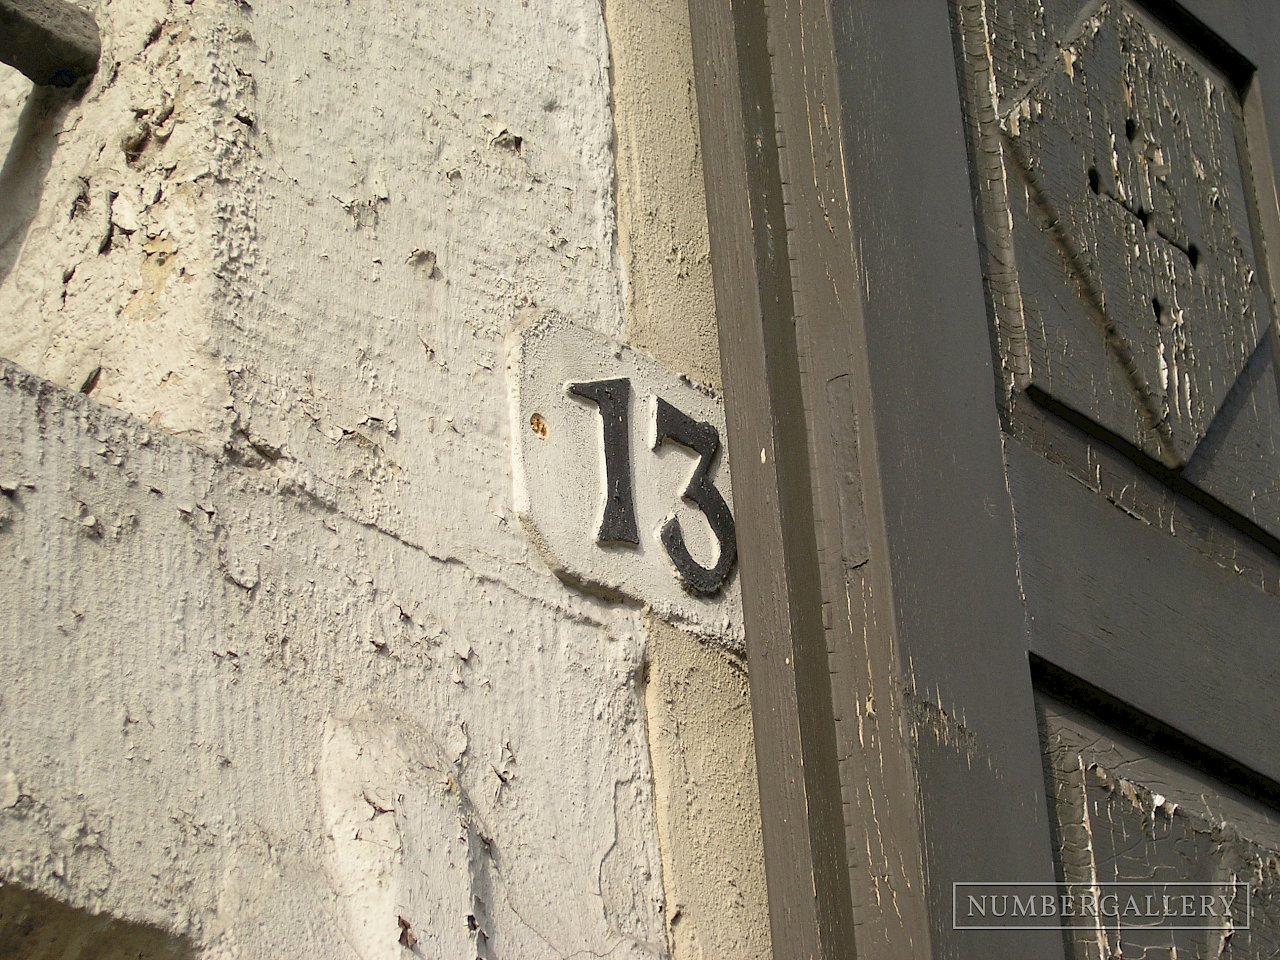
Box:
758 0 933 956
1006 387 1280 597
693 0 1072 955
827 2 1067 956
954 8 1280 952
1006 4 1267 464
698 1 1280 957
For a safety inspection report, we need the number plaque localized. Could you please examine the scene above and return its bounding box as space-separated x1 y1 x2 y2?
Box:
507 316 742 642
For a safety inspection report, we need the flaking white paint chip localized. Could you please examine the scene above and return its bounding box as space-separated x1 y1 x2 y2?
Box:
508 315 742 648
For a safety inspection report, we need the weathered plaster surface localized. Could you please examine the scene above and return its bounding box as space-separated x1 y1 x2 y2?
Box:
0 360 664 957
220 0 624 571
643 618 770 960
1 0 764 954
603 0 720 392
0 0 235 445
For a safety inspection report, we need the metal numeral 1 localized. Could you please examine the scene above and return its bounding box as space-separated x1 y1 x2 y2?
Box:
568 378 640 544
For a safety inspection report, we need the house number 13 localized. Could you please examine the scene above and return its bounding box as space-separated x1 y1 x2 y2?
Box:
569 378 738 595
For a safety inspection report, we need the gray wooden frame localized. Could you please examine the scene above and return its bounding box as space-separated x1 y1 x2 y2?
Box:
687 1 859 954
690 0 1060 954
690 1 1280 958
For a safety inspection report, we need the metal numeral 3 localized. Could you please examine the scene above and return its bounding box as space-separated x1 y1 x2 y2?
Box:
651 397 738 595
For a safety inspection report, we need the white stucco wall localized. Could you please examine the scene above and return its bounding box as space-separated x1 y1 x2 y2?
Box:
0 0 769 956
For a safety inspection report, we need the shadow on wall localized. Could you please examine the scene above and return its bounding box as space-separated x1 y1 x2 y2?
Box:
0 82 71 289
0 883 191 959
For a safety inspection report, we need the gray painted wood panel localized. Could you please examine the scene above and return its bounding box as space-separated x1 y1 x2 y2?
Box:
957 0 1280 541
688 0 858 955
1039 695 1280 959
694 0 1280 957
1009 438 1280 783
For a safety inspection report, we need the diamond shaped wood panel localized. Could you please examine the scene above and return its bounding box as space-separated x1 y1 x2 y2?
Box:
959 0 1280 539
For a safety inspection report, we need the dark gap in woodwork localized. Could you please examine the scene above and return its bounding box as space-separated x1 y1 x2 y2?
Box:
1087 165 1101 195
1151 295 1165 324
1030 654 1280 811
1136 205 1151 234
1025 384 1280 557
1125 116 1138 142
1187 241 1200 269
1133 0 1255 95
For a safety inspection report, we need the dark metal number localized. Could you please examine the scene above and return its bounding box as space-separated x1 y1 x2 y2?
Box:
653 397 738 595
568 378 640 544
567 379 737 593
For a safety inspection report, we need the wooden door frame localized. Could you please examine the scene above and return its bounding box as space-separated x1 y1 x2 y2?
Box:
692 0 1280 958
688 1 1067 957
686 0 862 955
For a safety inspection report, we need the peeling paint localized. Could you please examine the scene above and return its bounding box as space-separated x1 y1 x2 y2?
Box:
1039 697 1280 959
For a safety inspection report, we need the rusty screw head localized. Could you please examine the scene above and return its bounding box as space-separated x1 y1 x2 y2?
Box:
529 413 549 438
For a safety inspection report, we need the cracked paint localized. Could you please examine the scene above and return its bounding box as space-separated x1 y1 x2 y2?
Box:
1039 697 1280 960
